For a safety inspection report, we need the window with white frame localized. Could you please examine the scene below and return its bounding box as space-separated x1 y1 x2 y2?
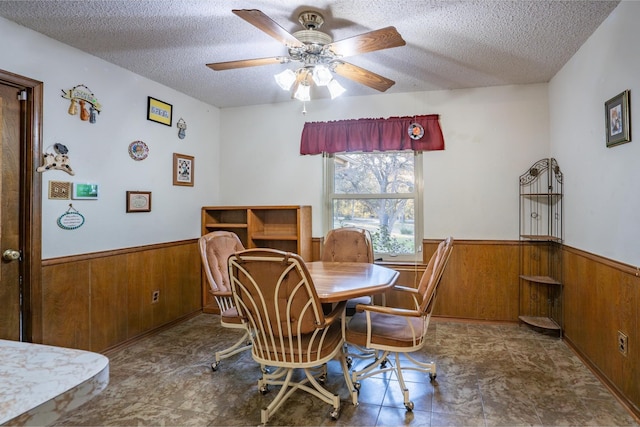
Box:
324 151 423 261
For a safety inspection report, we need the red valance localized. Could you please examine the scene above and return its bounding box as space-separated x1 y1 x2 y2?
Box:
300 114 444 155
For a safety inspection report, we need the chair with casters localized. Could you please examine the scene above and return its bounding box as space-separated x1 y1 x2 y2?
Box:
344 236 454 411
228 248 356 425
321 227 375 315
198 231 250 372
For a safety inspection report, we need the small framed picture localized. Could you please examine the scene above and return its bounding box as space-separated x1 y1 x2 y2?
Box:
72 183 99 200
126 191 152 212
147 96 173 126
48 181 71 200
173 153 194 186
605 90 631 147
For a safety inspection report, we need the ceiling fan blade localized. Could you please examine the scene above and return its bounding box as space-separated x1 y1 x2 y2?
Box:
332 61 396 92
207 57 286 71
326 26 406 57
232 9 305 48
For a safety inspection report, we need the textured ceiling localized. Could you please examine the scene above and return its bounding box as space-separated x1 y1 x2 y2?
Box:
0 0 620 108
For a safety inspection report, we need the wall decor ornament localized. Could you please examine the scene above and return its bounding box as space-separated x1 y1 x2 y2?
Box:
48 181 71 200
72 183 99 200
57 204 85 230
128 140 149 161
605 90 631 147
37 143 75 175
61 84 101 123
126 191 152 212
177 118 187 139
147 96 173 126
173 153 194 186
408 122 424 140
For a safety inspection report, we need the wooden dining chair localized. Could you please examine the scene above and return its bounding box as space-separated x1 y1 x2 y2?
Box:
198 231 251 371
228 248 356 424
321 227 374 315
344 237 454 411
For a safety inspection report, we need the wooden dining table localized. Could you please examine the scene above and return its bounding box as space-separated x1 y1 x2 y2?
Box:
305 261 399 304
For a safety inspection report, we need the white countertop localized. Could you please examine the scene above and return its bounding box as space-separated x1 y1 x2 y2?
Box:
0 339 109 426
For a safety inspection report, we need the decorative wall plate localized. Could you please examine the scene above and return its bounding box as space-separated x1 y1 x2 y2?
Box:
128 141 149 161
408 123 424 140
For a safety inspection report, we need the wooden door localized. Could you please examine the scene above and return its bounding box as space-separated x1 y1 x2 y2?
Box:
0 70 42 343
0 82 23 340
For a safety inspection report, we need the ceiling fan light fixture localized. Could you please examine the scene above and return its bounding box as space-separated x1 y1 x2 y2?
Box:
312 65 333 86
209 9 406 106
327 79 346 99
274 69 296 90
293 82 311 102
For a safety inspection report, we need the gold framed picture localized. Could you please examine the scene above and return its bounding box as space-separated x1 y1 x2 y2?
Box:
173 153 194 186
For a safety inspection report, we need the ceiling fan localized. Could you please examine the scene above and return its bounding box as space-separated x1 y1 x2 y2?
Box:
206 9 406 99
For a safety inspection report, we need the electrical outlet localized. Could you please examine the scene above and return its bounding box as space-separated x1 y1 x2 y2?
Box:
152 290 160 304
618 330 628 356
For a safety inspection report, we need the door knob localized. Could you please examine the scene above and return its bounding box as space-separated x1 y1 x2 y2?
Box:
2 249 21 261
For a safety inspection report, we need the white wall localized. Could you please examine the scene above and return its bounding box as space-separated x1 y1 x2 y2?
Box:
0 17 221 259
220 84 550 240
550 1 640 267
11 7 622 262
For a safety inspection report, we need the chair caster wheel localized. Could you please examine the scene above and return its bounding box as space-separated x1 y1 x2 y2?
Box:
260 385 269 395
330 407 340 420
405 401 414 411
318 374 327 385
380 360 387 368
354 382 361 392
211 362 220 371
346 356 353 369
429 373 437 382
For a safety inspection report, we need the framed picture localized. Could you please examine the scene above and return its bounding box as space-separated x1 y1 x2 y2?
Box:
72 182 99 200
48 181 71 200
126 191 152 212
147 96 173 126
605 90 631 147
173 153 194 186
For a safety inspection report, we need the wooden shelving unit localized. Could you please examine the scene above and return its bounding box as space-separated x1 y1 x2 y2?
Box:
200 205 312 313
518 158 563 335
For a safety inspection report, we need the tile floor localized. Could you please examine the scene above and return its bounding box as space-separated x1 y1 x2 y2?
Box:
54 314 639 426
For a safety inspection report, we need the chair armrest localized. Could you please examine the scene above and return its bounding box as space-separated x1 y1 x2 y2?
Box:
355 303 422 318
390 285 420 296
383 285 422 309
324 301 347 325
208 289 232 297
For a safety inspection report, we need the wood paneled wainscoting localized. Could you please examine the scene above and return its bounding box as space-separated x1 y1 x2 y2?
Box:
563 245 640 418
40 240 201 353
379 239 521 322
425 239 520 321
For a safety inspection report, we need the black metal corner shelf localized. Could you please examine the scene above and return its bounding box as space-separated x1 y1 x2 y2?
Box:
518 158 563 337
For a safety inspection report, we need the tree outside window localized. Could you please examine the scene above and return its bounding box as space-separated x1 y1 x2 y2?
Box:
325 151 422 259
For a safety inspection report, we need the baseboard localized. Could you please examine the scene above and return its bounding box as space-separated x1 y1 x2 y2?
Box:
102 310 202 356
564 335 640 423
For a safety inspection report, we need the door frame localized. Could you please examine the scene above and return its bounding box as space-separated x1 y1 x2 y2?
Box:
0 69 43 342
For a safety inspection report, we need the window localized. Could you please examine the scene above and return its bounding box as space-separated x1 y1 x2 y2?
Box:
324 151 423 261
